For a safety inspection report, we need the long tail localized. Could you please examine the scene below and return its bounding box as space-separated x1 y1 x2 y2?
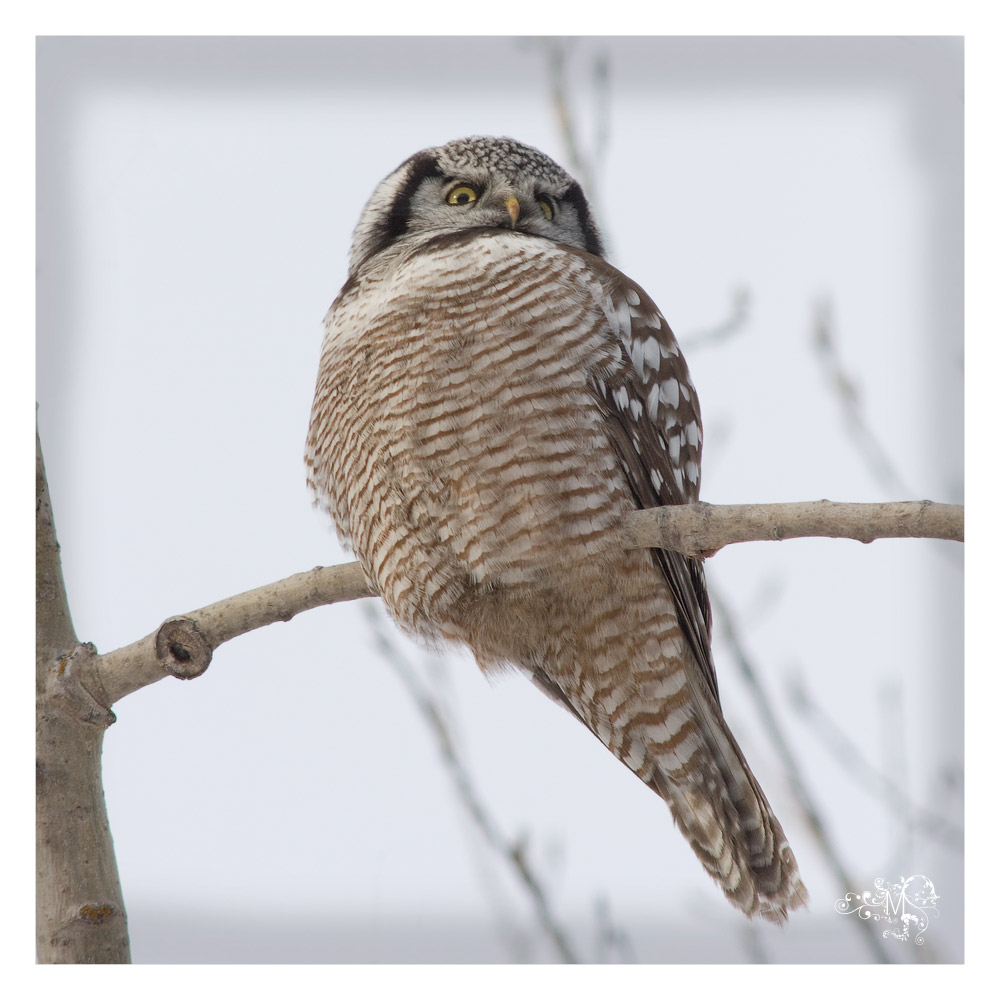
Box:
540 629 808 921
534 650 809 921
645 707 808 923
501 563 808 921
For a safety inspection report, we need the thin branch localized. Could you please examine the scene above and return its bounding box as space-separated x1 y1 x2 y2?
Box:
363 605 580 964
812 299 914 497
590 51 611 184
738 921 768 964
90 499 961 705
544 39 593 198
813 299 962 578
681 288 752 353
711 590 893 964
540 38 612 246
592 895 637 964
623 500 963 558
786 672 964 853
95 562 374 704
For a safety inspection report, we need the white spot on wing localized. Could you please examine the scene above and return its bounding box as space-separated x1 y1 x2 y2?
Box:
645 382 660 419
607 297 632 338
641 337 661 372
662 378 680 408
628 338 645 373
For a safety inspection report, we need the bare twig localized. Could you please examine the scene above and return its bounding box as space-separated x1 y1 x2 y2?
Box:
590 51 611 183
623 500 963 557
681 288 752 353
739 921 768 964
787 673 964 853
711 589 893 964
812 299 914 497
545 39 594 198
540 38 612 241
363 605 580 964
592 895 637 963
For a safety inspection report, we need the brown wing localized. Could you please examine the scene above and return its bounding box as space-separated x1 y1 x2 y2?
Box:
584 259 720 702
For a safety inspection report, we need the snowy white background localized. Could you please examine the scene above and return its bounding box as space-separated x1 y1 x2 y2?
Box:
35 36 963 963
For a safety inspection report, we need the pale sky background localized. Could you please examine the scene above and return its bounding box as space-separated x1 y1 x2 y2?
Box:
34 35 964 965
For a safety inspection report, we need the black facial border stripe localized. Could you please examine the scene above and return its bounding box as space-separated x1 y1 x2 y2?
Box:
562 181 605 258
359 151 444 271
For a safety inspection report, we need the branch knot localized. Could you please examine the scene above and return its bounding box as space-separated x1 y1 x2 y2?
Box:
155 617 212 679
48 642 116 728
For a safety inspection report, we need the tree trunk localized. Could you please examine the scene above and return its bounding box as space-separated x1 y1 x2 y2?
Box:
36 431 130 963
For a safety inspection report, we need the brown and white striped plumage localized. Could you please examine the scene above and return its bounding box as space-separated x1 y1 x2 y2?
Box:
305 136 807 921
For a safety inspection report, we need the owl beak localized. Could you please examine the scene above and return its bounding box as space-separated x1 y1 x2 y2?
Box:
503 195 520 228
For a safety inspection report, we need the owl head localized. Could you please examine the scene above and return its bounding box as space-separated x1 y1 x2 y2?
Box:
346 136 605 278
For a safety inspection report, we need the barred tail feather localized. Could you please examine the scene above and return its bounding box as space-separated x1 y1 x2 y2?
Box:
648 714 808 923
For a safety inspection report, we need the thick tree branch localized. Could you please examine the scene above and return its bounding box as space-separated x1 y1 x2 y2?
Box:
622 500 963 558
96 562 375 704
36 430 131 963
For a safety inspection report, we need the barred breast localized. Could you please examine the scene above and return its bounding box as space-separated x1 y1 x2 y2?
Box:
307 231 629 635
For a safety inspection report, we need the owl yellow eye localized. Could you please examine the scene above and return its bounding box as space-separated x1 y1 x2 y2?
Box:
537 196 555 221
446 185 478 206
